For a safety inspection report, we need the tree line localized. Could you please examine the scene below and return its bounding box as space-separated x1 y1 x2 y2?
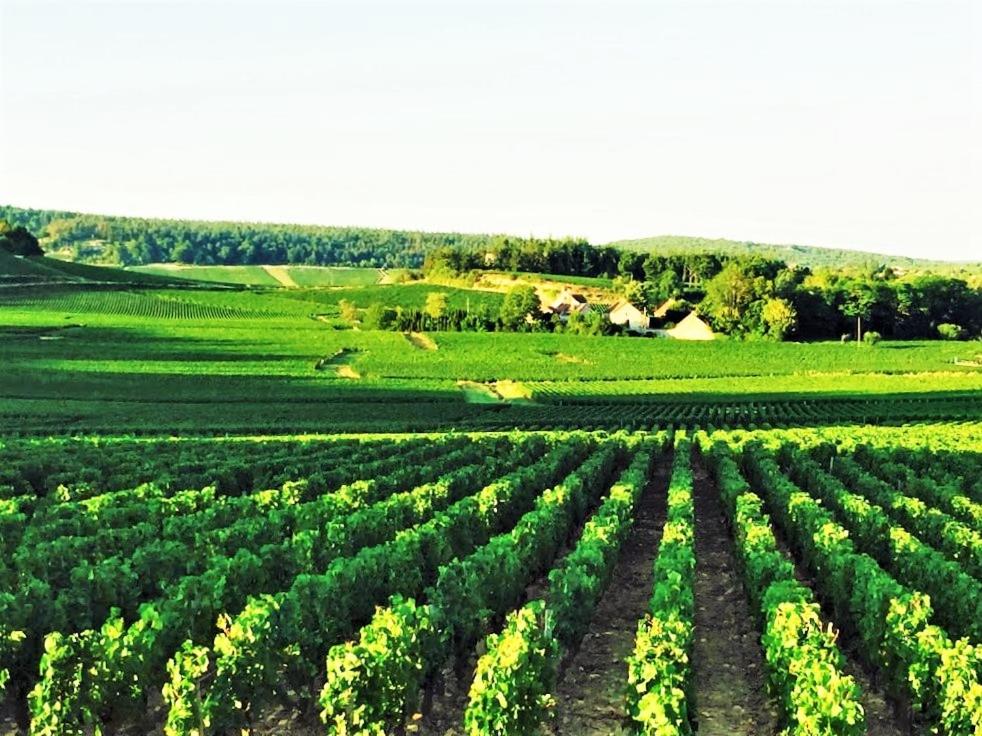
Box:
343 288 617 336
0 206 577 268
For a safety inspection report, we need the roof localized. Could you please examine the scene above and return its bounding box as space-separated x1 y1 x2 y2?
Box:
609 300 648 317
550 301 591 316
667 312 715 340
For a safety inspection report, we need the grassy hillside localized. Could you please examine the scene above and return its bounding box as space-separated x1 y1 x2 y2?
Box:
131 263 402 287
609 234 982 274
0 250 189 286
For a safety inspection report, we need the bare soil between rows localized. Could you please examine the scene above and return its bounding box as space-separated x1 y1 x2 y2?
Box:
690 457 779 735
543 459 672 735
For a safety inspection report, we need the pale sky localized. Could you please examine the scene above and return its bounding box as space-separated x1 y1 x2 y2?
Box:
1 0 979 260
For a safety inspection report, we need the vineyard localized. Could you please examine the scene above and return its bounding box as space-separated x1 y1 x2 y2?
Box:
0 424 979 735
0 287 280 321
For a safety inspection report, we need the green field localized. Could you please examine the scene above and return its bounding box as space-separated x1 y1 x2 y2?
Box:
1 260 981 735
0 263 979 434
130 263 401 287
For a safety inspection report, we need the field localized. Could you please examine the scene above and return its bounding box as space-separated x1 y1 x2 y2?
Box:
1 425 980 736
0 262 981 735
130 264 403 288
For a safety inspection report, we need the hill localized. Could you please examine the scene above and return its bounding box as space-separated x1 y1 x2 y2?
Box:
3 204 979 278
0 204 506 269
608 234 982 274
0 250 189 287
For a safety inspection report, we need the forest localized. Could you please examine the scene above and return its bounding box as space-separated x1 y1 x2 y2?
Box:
0 205 565 269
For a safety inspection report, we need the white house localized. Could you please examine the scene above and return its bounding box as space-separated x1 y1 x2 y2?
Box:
608 300 652 332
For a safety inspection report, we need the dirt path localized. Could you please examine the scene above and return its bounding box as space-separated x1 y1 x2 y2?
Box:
544 459 672 735
691 459 780 736
263 265 299 288
404 331 438 351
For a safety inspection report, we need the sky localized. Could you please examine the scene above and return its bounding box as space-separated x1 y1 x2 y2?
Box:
0 0 979 260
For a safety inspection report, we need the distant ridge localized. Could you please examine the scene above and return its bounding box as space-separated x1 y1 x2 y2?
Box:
2 203 978 274
607 235 982 272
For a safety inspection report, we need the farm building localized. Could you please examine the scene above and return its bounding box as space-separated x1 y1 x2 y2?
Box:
545 289 592 321
666 312 716 340
608 300 652 332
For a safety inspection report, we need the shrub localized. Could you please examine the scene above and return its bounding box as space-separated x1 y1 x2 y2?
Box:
863 331 881 345
937 323 966 341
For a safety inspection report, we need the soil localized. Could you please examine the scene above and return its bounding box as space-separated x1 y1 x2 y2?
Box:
690 458 780 735
263 265 299 288
414 458 671 736
543 460 672 735
405 332 438 351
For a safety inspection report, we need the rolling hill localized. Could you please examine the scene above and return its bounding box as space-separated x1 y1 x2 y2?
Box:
608 234 982 273
3 203 979 276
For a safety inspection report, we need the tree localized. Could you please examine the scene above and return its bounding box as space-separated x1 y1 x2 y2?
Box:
700 263 766 333
361 303 396 330
761 298 797 340
499 285 541 330
0 222 44 256
338 299 359 326
647 270 681 304
424 292 448 321
840 282 877 344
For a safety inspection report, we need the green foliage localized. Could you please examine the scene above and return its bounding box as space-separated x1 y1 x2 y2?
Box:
320 596 439 735
0 222 44 257
463 601 558 736
499 285 542 330
424 291 448 320
0 205 495 268
29 631 104 736
733 436 982 732
937 322 966 340
338 298 360 325
761 298 797 340
361 303 397 330
699 438 865 736
161 641 211 736
626 437 695 735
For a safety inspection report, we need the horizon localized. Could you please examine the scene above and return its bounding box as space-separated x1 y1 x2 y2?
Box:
1 0 979 261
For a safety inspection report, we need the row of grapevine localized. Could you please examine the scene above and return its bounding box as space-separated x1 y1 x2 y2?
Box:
464 440 658 734
776 445 982 642
850 445 982 530
464 397 981 431
821 450 982 579
0 287 279 320
0 434 499 706
733 436 982 733
23 435 551 734
0 433 417 501
623 435 696 734
700 437 865 735
12 436 481 597
159 436 602 735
